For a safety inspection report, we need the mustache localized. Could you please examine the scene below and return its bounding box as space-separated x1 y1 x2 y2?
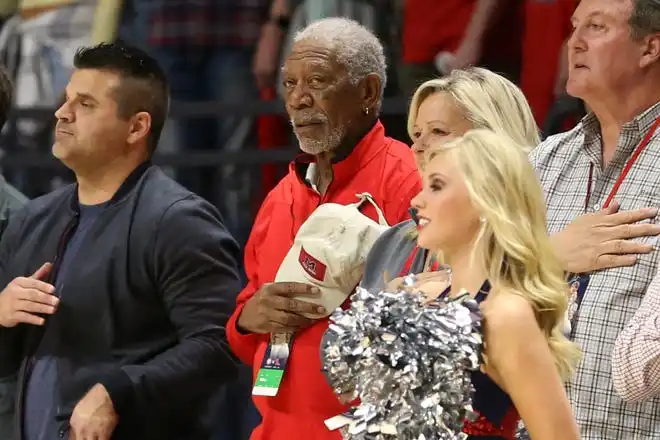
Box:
55 124 73 134
290 114 328 126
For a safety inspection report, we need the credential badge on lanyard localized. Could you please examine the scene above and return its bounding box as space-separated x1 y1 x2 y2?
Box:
566 273 590 332
252 332 294 397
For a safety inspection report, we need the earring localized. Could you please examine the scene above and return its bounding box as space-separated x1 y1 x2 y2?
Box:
480 216 486 224
363 107 370 115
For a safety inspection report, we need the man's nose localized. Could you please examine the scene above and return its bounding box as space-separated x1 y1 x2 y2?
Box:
567 25 586 54
54 100 74 122
286 83 313 111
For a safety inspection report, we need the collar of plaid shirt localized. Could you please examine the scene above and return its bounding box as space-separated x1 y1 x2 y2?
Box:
584 117 660 211
531 101 660 439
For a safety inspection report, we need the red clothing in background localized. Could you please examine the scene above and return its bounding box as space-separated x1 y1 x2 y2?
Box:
226 121 422 440
255 88 289 212
521 0 578 126
402 0 523 64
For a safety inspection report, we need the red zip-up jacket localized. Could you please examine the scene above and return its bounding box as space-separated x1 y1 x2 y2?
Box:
227 121 422 440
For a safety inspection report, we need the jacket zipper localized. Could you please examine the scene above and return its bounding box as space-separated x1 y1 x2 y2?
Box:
15 213 78 440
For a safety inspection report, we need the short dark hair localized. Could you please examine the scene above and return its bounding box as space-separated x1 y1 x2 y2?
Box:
73 42 169 154
0 65 12 128
629 0 660 40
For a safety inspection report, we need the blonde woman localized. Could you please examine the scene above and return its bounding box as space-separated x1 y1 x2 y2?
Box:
411 129 580 439
360 67 539 292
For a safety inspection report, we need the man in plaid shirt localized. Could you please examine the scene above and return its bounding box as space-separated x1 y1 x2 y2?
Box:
530 0 660 438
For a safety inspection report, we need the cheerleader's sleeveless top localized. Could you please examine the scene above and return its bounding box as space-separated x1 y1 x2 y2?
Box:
437 281 519 440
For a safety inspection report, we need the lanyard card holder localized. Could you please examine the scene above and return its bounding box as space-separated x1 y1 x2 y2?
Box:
252 332 294 397
566 273 590 334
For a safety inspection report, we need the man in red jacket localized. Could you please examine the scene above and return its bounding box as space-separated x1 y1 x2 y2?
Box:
226 17 422 440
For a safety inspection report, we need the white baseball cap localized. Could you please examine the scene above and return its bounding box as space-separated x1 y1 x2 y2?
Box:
275 193 389 317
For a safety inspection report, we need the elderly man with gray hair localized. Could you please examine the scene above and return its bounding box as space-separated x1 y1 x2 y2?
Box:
226 17 421 440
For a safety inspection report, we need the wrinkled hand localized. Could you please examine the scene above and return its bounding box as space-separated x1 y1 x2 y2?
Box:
238 282 325 334
253 22 284 89
387 271 451 303
447 37 482 71
552 201 660 273
0 263 57 328
69 384 118 440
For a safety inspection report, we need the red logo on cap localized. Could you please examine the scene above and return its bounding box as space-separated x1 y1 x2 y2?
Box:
298 247 326 282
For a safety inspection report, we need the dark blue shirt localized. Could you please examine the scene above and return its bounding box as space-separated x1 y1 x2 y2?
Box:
24 202 106 440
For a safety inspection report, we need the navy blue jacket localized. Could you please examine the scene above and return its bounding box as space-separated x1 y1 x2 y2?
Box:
0 162 241 440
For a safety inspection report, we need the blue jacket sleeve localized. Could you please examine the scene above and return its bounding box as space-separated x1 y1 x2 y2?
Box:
98 195 241 419
0 205 28 440
0 206 28 378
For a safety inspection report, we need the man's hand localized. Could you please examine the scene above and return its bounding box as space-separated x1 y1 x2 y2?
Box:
253 22 284 89
69 384 118 440
447 37 482 71
0 263 57 327
552 201 660 273
237 282 324 334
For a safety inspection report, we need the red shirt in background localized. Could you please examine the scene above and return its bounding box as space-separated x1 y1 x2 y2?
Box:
521 0 578 126
402 0 523 65
226 121 422 440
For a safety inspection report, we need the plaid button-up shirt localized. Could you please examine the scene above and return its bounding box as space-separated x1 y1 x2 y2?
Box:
530 101 660 439
612 265 660 404
147 0 270 47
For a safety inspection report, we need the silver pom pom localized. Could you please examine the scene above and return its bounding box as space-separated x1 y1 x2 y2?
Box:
322 286 483 440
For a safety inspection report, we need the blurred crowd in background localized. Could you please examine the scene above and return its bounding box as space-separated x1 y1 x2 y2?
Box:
0 0 584 249
0 1 583 438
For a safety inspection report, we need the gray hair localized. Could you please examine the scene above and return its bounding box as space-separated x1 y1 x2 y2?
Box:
630 0 660 39
293 17 387 96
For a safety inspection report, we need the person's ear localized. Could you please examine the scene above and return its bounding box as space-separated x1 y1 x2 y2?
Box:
127 111 151 147
360 73 382 114
639 33 660 68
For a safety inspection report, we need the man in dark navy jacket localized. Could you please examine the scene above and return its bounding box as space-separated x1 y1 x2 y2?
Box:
0 43 241 440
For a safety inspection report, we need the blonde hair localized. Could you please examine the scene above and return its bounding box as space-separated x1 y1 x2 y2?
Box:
405 68 540 240
427 129 581 381
407 67 540 150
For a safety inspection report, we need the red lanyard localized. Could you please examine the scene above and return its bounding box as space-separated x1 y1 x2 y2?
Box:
399 247 441 277
585 117 660 211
